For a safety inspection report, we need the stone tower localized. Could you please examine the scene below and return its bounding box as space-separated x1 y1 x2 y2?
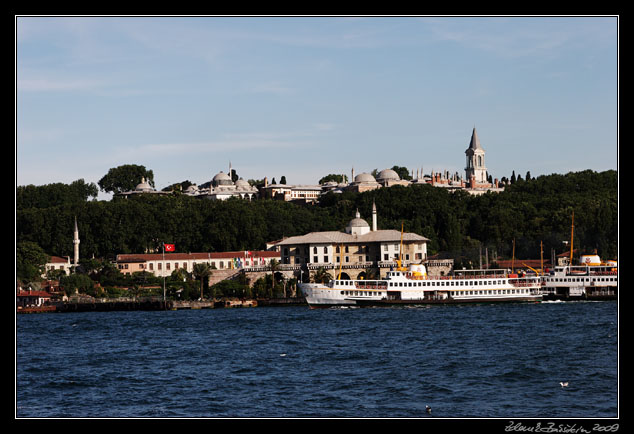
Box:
465 127 488 184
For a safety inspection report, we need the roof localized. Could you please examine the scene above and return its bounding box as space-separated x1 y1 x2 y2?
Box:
17 290 52 298
467 127 484 151
116 250 280 262
353 173 377 183
377 169 400 180
276 229 429 246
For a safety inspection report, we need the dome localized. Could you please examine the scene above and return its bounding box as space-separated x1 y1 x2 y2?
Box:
234 178 251 189
377 169 400 181
345 209 370 235
212 171 233 186
135 177 154 192
354 173 376 183
348 217 370 228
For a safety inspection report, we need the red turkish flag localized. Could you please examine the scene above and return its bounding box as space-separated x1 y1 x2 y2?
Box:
164 244 175 252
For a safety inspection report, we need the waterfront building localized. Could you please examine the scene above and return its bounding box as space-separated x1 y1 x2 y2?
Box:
44 256 72 277
275 203 432 280
115 250 280 278
16 289 52 309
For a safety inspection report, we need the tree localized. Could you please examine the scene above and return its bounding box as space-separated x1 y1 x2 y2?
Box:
312 267 332 284
17 241 49 283
98 164 155 194
17 179 98 209
192 263 212 299
391 166 412 181
269 259 280 296
319 174 347 184
59 273 94 296
280 176 287 185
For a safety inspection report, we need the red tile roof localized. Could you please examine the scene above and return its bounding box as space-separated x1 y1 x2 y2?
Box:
17 290 52 298
116 250 280 262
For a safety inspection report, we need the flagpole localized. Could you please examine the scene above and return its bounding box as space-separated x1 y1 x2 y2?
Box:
162 243 166 309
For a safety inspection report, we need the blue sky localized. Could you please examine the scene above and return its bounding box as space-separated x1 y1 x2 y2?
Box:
16 16 618 199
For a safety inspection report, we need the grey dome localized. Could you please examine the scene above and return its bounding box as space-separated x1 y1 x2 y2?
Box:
377 169 400 181
212 171 233 186
354 173 376 183
135 177 154 192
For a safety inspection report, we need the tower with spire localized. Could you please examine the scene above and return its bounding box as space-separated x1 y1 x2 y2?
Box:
372 200 377 232
73 217 80 268
465 127 488 185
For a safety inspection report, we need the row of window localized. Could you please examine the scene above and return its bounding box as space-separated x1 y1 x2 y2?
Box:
454 289 530 296
118 259 243 272
338 288 531 297
283 253 424 265
388 279 506 288
544 277 617 283
284 244 425 256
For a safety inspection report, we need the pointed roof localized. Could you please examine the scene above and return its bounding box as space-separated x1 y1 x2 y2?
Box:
467 127 484 151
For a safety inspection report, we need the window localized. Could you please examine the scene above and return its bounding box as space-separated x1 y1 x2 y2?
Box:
384 254 389 260
314 256 318 263
313 247 318 254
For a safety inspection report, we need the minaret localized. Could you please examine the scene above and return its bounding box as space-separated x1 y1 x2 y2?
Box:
465 126 487 184
372 200 377 231
73 217 80 267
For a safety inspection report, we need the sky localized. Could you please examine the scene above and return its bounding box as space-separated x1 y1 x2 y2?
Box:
16 16 618 200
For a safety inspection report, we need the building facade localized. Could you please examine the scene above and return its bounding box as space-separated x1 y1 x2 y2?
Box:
275 203 430 280
115 250 280 277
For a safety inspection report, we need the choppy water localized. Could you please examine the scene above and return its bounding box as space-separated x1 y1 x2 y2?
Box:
16 301 618 418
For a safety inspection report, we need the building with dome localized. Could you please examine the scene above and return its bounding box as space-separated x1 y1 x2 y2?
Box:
195 168 259 201
275 202 430 280
346 171 381 193
116 177 171 198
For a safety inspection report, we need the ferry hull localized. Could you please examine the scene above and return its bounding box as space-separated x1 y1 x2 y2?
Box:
354 296 541 307
300 283 542 309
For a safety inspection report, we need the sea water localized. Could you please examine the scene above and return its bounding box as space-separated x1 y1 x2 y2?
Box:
16 301 618 418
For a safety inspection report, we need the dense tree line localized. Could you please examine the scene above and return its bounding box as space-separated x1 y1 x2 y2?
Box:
17 170 618 273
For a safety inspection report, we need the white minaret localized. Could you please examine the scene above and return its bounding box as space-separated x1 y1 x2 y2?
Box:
73 216 80 267
372 200 377 231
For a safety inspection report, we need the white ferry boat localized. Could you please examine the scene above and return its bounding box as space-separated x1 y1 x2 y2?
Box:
540 255 617 300
299 264 542 308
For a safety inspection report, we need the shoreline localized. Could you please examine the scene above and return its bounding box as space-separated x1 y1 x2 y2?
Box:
17 297 307 314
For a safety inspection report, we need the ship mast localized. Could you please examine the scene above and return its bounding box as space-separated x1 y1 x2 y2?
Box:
540 240 544 276
338 243 344 280
569 211 575 266
397 221 404 271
